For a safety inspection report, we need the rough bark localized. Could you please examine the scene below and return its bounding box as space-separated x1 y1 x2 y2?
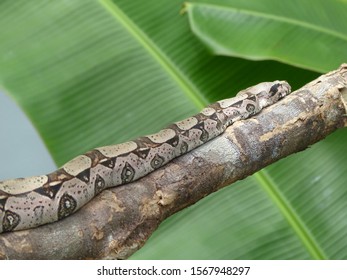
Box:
0 64 346 260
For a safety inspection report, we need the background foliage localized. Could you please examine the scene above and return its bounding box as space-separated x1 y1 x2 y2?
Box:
0 0 346 259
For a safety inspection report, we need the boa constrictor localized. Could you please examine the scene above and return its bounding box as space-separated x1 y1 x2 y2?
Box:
0 81 291 233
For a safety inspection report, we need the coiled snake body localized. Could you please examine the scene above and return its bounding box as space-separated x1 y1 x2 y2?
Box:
0 81 291 233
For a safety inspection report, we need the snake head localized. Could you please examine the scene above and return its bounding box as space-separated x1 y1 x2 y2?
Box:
255 80 291 108
269 81 291 99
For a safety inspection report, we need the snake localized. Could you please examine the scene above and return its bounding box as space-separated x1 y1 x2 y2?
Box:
0 81 291 233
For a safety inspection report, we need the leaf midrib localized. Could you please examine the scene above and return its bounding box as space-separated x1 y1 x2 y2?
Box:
99 0 208 110
187 2 347 42
255 171 326 259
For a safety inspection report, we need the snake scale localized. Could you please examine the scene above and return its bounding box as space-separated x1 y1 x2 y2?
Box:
0 81 291 233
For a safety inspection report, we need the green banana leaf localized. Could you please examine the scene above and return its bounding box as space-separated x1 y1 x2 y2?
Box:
0 0 346 259
185 0 347 72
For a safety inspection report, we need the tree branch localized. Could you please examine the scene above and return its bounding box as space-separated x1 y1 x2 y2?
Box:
0 64 346 260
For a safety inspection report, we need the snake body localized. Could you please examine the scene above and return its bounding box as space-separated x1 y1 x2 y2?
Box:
0 81 290 233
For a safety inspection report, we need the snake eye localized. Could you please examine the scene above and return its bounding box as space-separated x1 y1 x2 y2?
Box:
269 83 281 97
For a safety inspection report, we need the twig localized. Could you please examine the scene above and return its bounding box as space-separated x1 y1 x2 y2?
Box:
0 64 346 260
